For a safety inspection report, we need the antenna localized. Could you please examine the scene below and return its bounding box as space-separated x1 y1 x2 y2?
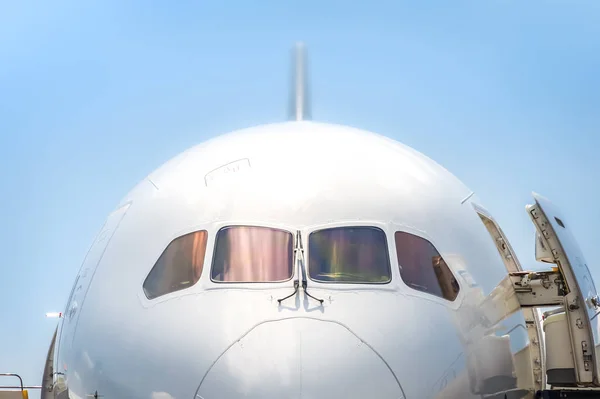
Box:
289 42 311 121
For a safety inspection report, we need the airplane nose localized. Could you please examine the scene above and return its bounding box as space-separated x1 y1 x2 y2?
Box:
195 318 404 399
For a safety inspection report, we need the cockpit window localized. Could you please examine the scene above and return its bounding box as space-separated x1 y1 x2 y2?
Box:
308 226 391 283
395 231 459 301
211 226 294 282
143 230 208 300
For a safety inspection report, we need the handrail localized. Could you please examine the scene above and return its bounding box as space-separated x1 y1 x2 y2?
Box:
542 306 565 319
0 373 42 390
0 374 23 391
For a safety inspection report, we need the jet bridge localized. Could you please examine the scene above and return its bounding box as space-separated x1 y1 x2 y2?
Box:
509 193 600 398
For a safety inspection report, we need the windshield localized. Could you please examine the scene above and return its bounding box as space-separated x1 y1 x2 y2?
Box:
308 226 391 283
211 226 294 282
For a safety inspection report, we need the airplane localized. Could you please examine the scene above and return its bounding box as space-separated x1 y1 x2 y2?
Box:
3 43 600 399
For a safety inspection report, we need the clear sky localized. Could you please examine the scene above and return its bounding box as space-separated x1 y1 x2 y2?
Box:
1 1 599 396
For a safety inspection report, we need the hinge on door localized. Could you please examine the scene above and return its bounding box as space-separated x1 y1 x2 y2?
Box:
552 249 560 260
531 208 539 219
568 296 580 311
583 341 592 371
510 270 566 307
496 237 513 260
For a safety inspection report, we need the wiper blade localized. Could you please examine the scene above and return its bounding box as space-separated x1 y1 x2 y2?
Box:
298 230 323 304
278 231 300 304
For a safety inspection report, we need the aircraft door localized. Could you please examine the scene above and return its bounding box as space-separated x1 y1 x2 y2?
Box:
55 202 131 378
471 203 546 393
527 192 600 385
68 202 131 333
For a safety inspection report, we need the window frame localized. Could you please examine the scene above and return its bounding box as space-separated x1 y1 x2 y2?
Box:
209 224 296 284
142 229 209 300
306 224 393 286
393 229 461 302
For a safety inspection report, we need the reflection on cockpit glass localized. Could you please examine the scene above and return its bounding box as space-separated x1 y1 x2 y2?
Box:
395 231 459 301
211 226 294 282
308 226 391 283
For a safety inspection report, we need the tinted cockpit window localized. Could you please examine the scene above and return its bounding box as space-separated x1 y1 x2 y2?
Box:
395 231 459 301
211 226 294 282
308 226 391 283
143 230 208 300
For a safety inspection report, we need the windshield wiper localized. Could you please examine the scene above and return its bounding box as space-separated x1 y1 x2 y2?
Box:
297 230 323 304
278 231 301 304
278 230 323 305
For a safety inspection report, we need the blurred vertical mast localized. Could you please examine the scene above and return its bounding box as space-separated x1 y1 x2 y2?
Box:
289 42 311 121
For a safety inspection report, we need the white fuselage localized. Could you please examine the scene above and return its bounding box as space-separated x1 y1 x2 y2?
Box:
50 121 542 399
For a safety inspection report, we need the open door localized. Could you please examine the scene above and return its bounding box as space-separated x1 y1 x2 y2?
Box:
527 192 600 386
473 203 547 394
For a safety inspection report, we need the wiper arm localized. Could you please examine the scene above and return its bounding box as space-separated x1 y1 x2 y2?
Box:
277 230 323 305
298 230 323 304
277 280 299 304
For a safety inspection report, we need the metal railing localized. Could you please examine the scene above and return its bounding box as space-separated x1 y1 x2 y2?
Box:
0 373 42 390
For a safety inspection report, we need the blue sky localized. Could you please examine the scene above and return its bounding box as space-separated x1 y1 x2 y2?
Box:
1 0 599 396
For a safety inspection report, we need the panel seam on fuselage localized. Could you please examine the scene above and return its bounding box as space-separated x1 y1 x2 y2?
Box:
192 316 406 398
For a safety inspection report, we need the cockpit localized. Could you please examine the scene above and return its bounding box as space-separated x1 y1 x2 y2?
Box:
142 224 462 304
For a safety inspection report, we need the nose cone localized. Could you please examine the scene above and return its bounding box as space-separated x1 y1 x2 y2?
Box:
196 318 404 399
